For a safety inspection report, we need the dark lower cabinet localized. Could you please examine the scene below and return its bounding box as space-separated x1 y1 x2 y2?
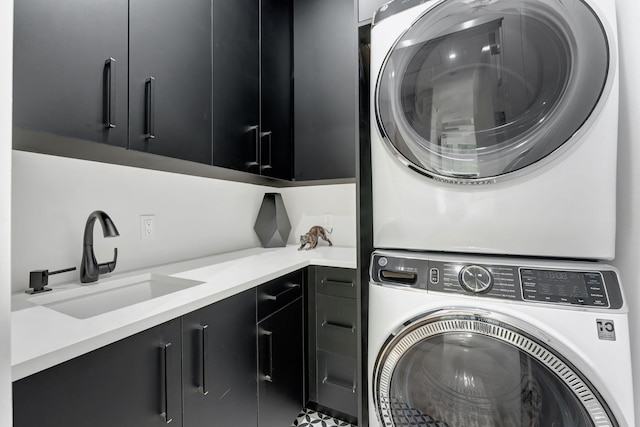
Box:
13 319 183 427
307 267 358 423
182 288 257 427
258 298 304 427
129 0 213 164
13 271 308 427
256 270 305 427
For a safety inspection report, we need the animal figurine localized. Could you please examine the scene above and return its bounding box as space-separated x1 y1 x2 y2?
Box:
298 226 333 251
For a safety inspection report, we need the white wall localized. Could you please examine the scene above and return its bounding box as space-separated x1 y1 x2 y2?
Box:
613 0 640 414
0 0 13 424
285 183 357 248
11 151 266 291
11 151 357 293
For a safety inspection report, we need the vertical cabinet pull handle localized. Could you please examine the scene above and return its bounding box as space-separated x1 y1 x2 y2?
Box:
145 77 156 140
262 330 274 382
103 58 116 128
245 125 260 168
160 342 173 424
260 131 273 171
198 325 209 395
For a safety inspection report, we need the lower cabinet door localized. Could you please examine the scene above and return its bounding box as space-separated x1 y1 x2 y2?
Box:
13 319 183 427
258 298 304 427
182 288 258 427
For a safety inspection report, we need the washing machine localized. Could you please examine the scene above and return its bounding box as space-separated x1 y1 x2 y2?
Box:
370 0 619 260
367 250 635 426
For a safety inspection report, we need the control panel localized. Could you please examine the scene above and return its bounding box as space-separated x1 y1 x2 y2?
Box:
370 251 623 309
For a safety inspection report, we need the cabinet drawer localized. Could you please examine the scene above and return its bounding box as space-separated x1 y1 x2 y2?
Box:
257 269 303 321
315 267 356 299
316 294 357 357
316 350 357 417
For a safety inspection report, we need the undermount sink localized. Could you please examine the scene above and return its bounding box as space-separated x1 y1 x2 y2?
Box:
28 273 204 319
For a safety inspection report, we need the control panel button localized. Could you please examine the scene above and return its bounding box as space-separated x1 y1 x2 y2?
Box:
429 268 439 284
570 296 588 305
459 265 493 293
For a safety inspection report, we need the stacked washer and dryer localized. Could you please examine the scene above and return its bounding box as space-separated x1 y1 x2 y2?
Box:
367 0 635 426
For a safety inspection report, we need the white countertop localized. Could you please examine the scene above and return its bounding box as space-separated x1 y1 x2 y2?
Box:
11 245 356 381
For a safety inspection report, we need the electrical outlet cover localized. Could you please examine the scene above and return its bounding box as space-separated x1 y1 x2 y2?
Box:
140 215 155 239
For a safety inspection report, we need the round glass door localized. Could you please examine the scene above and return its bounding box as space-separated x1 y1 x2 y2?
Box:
373 311 618 426
375 0 611 183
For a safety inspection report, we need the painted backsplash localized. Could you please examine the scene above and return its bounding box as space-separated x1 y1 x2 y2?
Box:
11 151 356 293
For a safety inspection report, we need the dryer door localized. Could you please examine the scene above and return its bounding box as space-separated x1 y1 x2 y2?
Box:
375 0 612 183
372 310 619 426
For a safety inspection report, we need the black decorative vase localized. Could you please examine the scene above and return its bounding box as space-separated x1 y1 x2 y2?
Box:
254 193 291 248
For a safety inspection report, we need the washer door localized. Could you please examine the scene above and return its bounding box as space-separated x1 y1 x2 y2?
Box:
375 0 611 183
373 311 618 426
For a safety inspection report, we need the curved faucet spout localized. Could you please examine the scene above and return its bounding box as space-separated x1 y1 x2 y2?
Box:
80 210 120 283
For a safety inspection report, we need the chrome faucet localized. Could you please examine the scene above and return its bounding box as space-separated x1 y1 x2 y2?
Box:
80 210 120 283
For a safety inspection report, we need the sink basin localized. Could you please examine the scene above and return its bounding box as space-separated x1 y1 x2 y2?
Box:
28 273 204 319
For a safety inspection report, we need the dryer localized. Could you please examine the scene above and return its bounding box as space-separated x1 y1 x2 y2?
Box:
368 250 635 427
370 0 619 259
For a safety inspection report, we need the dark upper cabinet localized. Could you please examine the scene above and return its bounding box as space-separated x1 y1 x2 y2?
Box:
13 0 355 180
212 0 261 174
261 0 293 180
13 319 183 427
212 0 293 180
13 0 129 148
129 0 213 164
182 288 257 427
294 0 357 180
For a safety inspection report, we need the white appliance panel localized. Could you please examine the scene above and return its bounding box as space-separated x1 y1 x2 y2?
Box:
367 250 635 427
370 0 619 259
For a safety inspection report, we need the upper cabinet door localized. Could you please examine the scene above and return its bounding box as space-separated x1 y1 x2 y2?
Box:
212 0 261 174
13 0 129 147
294 0 357 181
129 0 213 165
261 0 293 180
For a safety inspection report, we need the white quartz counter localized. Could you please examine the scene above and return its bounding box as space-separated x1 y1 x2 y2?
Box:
11 245 356 381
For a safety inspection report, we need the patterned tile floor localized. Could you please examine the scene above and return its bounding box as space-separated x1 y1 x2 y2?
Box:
291 408 355 427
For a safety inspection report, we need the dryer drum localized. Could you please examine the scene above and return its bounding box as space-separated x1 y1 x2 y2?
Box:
375 0 611 183
372 311 618 426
